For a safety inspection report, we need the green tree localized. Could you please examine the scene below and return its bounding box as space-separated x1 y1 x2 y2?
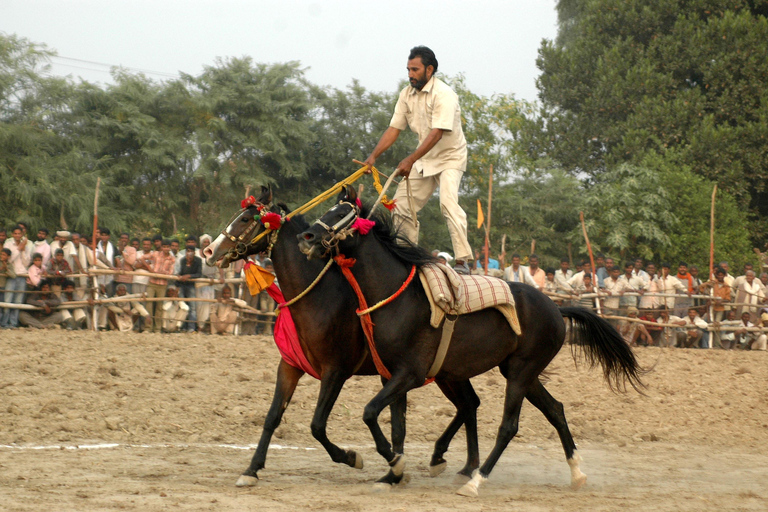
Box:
533 0 768 240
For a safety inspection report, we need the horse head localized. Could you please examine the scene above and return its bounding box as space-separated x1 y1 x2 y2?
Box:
203 185 282 268
298 185 363 260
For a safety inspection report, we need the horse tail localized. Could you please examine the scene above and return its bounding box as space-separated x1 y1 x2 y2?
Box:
559 307 647 393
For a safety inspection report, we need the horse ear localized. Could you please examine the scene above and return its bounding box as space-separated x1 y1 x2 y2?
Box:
257 185 273 204
344 184 358 203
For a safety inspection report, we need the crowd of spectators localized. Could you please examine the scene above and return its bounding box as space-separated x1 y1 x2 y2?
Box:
440 249 768 351
0 224 275 335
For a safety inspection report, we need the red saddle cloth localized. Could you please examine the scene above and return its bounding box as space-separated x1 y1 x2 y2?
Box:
267 283 321 380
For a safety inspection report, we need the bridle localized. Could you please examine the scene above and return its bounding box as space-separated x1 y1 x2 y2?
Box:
311 200 361 254
220 201 280 264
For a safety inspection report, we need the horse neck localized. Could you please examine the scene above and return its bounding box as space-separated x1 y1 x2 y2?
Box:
343 235 413 298
269 218 329 300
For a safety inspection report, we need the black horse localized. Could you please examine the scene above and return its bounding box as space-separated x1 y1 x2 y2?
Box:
298 185 645 497
204 186 481 486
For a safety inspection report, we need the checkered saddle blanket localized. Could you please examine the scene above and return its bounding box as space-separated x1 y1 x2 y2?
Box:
418 263 522 335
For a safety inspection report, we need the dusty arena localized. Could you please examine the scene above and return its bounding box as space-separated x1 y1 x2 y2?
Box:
1 329 766 511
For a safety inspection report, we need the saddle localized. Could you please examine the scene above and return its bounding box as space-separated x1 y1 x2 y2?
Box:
419 263 522 336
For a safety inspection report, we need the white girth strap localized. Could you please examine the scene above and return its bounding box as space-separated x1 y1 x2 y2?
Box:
426 315 456 379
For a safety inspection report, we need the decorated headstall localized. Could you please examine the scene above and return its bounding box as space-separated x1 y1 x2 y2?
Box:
221 195 285 260
312 197 375 252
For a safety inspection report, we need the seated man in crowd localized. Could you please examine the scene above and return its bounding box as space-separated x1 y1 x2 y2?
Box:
60 279 87 329
210 284 247 335
639 308 662 346
617 306 653 346
734 311 767 350
161 285 189 333
656 307 686 348
679 307 708 348
717 309 740 350
102 283 151 332
19 279 74 329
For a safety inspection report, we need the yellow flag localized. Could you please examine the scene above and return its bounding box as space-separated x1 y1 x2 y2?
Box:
477 199 485 229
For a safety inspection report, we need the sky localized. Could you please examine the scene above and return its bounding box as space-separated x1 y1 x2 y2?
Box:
2 0 559 102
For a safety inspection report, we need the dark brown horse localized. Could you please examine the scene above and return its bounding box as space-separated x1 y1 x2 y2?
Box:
298 185 645 497
204 186 481 486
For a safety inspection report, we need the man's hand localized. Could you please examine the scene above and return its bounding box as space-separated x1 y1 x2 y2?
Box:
362 156 376 174
179 275 190 282
396 156 416 178
43 304 51 314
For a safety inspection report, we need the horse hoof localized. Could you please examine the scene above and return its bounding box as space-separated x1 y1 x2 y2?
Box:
235 474 258 487
456 471 485 498
428 461 447 478
353 451 364 470
456 482 479 498
571 473 587 490
390 454 406 477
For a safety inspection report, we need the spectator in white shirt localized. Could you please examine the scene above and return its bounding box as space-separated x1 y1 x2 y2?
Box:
31 228 52 267
503 253 538 288
601 266 623 314
657 262 689 310
617 261 646 308
632 257 650 282
554 258 574 295
639 263 660 311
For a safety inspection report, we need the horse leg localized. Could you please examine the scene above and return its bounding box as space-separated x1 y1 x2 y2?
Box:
237 360 303 486
361 372 422 487
526 378 587 490
431 379 480 479
310 369 364 470
457 362 532 498
376 382 408 486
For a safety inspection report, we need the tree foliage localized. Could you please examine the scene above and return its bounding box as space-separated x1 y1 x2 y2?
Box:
533 0 768 239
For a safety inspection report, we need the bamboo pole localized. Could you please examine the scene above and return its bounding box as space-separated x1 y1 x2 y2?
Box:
580 212 602 315
91 178 100 332
483 165 493 275
709 185 717 348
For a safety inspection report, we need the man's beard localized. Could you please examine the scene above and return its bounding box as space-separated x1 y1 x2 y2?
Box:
410 75 429 90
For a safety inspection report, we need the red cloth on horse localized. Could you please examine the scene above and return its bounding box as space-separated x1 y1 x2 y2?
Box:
267 283 321 380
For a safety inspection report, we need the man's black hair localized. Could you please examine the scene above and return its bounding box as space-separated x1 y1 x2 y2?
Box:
142 237 152 243
408 46 438 72
1 248 11 256
100 227 111 235
624 261 634 269
62 279 76 289
152 234 163 241
511 253 521 259
38 227 49 235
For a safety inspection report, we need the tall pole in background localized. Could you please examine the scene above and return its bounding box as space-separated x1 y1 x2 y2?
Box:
708 185 717 349
91 178 101 332
483 165 494 275
580 211 601 316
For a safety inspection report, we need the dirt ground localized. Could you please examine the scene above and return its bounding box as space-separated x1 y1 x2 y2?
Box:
1 329 767 511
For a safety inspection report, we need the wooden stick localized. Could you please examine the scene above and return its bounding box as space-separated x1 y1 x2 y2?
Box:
580 211 602 315
709 184 717 348
483 164 493 276
91 177 100 332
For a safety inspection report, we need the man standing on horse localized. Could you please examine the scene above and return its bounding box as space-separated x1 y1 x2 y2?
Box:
363 46 473 274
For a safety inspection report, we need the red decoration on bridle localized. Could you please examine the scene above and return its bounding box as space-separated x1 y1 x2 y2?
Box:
241 196 257 209
260 212 283 230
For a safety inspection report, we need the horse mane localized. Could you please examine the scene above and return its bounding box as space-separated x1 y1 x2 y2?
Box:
360 202 437 268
